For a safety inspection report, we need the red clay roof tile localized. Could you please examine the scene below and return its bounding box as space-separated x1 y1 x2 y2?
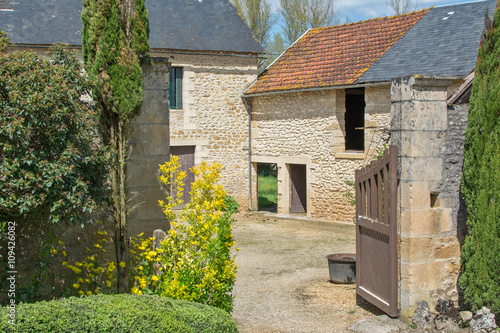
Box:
246 9 430 95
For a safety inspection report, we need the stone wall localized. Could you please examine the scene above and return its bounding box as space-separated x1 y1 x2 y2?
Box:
391 75 464 321
249 85 391 221
127 53 259 236
157 52 258 210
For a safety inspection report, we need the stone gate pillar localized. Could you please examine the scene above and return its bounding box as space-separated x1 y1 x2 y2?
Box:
391 75 462 322
127 58 171 237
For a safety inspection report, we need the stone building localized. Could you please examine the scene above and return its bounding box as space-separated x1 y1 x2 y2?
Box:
0 0 263 236
243 0 494 320
244 1 490 222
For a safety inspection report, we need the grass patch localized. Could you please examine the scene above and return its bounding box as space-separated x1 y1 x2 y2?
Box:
258 175 277 208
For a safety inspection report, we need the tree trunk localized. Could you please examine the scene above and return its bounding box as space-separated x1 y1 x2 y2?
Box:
110 115 129 293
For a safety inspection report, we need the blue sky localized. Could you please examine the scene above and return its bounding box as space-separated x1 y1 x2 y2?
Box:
334 0 488 22
270 0 488 23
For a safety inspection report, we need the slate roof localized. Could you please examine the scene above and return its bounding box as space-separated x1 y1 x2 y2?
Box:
358 1 493 83
0 0 263 54
245 9 429 95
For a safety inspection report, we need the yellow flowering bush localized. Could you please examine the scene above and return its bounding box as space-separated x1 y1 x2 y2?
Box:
131 158 239 312
62 230 117 296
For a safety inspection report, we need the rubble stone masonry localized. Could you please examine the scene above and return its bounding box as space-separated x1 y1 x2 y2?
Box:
249 85 391 222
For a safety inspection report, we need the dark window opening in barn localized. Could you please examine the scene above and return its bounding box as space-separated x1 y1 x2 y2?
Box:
345 88 365 151
169 67 183 109
257 163 277 213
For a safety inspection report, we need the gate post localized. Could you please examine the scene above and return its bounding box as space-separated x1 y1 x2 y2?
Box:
391 75 462 322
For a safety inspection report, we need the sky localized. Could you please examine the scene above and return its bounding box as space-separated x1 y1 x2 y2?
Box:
270 0 489 23
334 0 488 22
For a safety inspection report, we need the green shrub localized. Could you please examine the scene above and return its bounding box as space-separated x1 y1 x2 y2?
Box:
0 294 238 332
224 195 240 214
0 39 111 226
459 6 500 315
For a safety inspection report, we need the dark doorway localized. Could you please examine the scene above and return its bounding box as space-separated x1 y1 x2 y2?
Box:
290 164 307 213
170 146 195 207
257 163 278 212
345 88 365 151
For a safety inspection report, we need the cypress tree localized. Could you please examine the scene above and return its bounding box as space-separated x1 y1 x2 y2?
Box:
459 3 500 314
81 0 150 293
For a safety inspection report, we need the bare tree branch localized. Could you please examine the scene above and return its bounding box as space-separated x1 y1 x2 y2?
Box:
386 0 421 15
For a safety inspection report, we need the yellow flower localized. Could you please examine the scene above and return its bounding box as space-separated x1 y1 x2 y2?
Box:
86 291 92 296
50 248 57 255
78 291 84 295
95 288 100 294
78 278 84 283
106 280 112 288
85 279 90 283
151 275 159 282
62 251 67 257
58 240 64 245
131 286 139 294
62 261 68 266
73 283 80 289
119 261 126 268
137 232 144 237
94 244 102 249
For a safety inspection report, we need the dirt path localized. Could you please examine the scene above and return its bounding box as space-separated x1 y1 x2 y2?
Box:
231 212 382 333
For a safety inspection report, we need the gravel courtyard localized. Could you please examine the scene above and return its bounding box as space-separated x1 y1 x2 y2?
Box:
231 211 382 332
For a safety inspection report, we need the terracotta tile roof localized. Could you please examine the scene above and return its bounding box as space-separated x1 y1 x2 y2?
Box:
246 9 430 95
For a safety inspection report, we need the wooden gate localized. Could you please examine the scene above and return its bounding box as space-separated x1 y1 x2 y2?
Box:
355 145 398 317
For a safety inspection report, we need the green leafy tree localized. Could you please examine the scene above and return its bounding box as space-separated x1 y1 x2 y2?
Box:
459 6 500 314
0 31 110 227
81 0 150 293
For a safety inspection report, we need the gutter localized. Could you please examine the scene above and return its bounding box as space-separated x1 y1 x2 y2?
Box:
241 96 253 211
9 43 266 60
243 81 390 98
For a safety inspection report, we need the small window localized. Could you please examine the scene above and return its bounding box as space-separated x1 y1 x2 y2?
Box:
169 67 183 109
345 88 365 151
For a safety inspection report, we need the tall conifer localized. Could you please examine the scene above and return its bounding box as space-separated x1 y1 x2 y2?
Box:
459 4 500 314
81 0 150 293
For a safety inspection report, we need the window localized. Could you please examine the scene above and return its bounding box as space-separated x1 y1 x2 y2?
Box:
344 88 365 151
169 67 183 109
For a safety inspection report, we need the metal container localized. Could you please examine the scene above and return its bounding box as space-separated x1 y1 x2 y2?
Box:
326 253 356 284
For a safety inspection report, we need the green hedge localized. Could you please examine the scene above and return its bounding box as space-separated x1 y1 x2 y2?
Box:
0 294 238 332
